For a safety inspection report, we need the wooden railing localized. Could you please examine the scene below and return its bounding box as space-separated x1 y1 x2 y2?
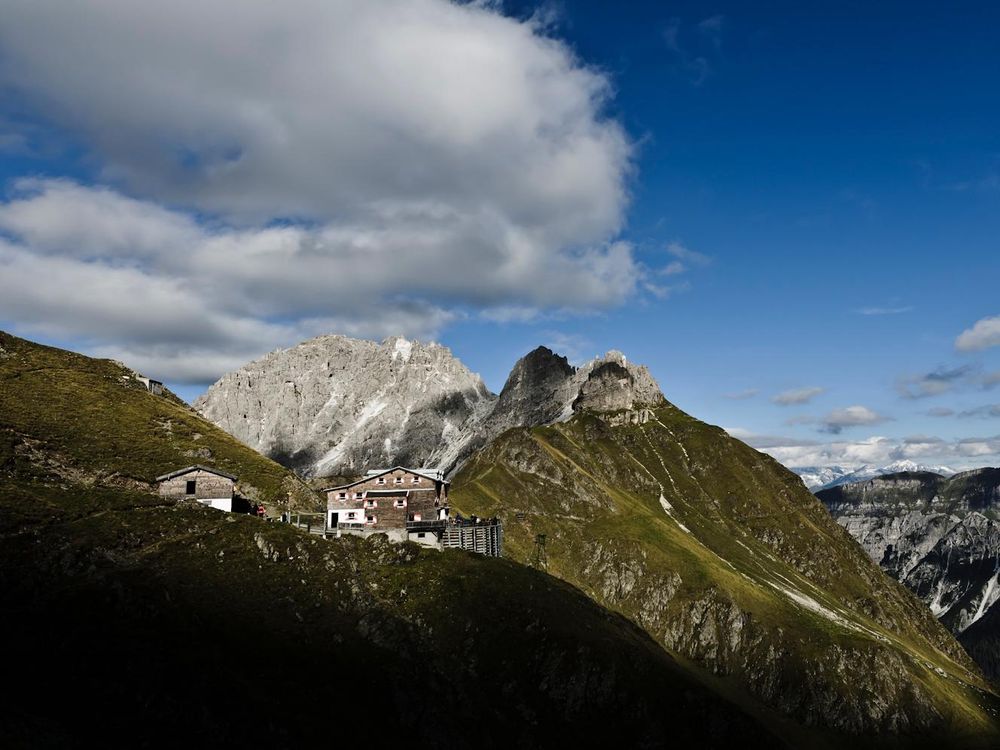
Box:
405 519 447 530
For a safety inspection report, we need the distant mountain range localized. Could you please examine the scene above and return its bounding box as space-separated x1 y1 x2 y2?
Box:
794 460 957 490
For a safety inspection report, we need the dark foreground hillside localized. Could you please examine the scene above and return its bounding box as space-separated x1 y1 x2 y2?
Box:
0 478 778 749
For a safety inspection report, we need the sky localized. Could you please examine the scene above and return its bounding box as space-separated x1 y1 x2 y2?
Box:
0 0 998 471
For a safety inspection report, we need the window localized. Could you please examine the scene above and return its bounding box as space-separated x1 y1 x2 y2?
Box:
417 532 426 539
413 513 422 522
365 499 377 509
394 476 403 484
394 499 406 508
366 515 376 525
411 476 420 483
185 480 196 494
377 477 386 485
338 492 347 500
355 492 362 499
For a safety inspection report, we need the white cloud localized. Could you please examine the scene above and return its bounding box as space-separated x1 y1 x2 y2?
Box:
895 364 976 399
663 16 724 87
925 407 955 418
647 241 710 297
667 242 712 269
856 305 913 316
956 315 1000 352
0 0 631 229
728 429 1000 471
771 386 825 406
0 1 642 383
958 404 1000 419
542 331 592 365
0 181 461 382
723 389 759 400
817 405 890 435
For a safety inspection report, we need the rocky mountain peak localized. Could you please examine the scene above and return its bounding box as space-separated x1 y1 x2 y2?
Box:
196 334 666 477
574 360 632 410
433 346 666 474
493 346 578 427
507 346 574 384
194 333 496 477
575 352 664 412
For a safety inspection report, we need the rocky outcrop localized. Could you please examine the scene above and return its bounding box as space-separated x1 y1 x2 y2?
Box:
194 335 496 477
819 469 1000 680
435 347 666 473
196 339 665 477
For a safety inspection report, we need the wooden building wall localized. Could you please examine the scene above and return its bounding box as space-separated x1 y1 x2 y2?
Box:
327 468 447 529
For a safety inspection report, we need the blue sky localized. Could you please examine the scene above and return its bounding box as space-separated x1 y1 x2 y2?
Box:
1 0 998 469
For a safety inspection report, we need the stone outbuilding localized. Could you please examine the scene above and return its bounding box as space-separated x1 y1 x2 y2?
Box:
136 376 164 396
157 465 237 512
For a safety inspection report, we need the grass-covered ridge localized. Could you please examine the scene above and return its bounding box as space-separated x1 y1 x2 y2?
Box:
0 330 318 511
451 404 1000 745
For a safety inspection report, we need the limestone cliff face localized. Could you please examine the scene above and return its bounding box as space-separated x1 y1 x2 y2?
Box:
194 335 495 477
818 469 1000 680
196 339 665 478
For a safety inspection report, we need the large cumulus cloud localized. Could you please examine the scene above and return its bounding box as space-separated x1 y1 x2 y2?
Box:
0 0 639 382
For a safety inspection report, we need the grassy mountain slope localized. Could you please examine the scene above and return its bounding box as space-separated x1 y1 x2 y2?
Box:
451 404 1000 746
0 332 780 747
0 331 318 512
